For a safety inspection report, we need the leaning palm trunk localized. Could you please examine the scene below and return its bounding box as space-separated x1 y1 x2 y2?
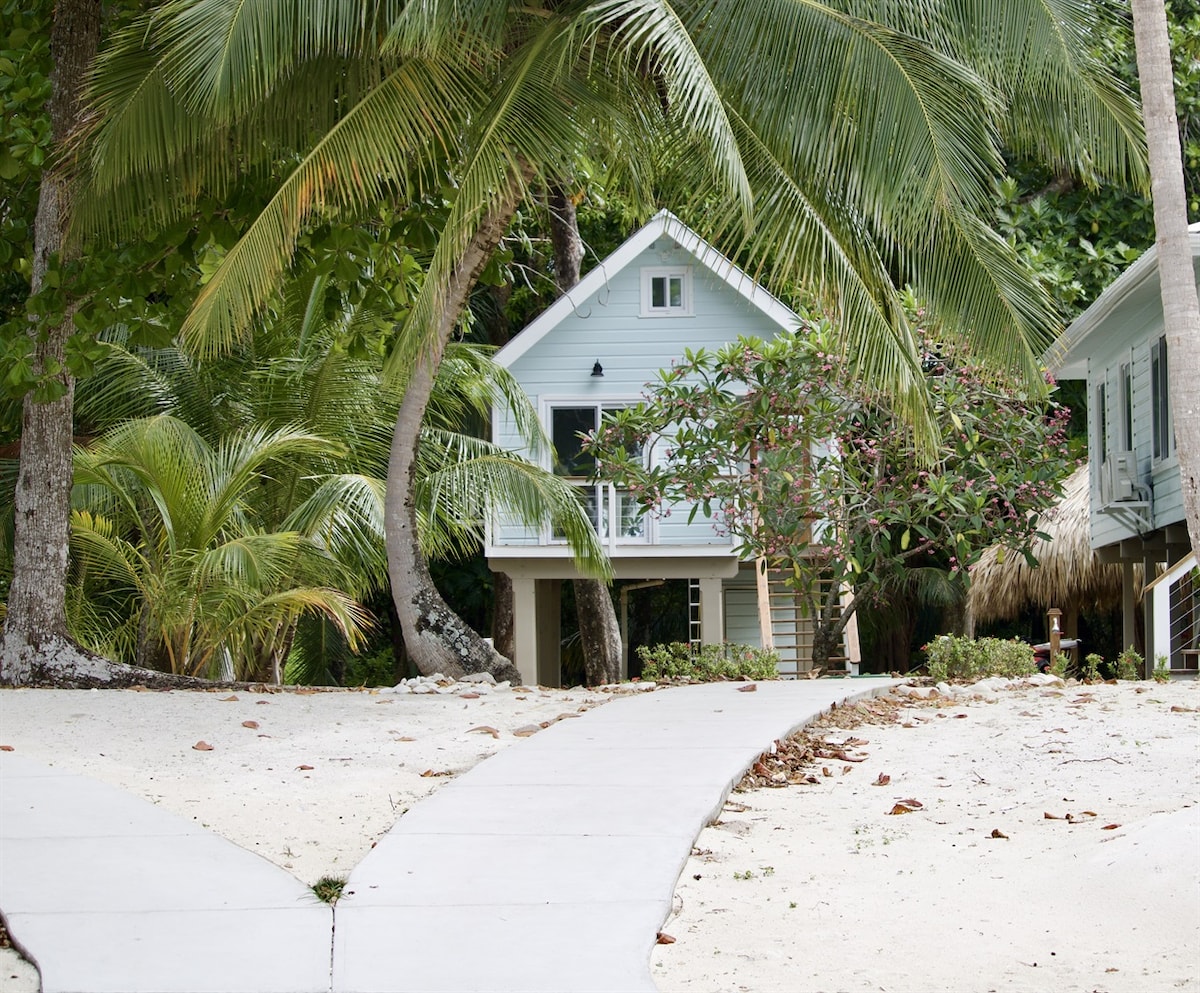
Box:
1132 0 1200 556
385 193 523 683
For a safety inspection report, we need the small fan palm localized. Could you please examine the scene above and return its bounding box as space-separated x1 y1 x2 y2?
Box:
70 416 369 679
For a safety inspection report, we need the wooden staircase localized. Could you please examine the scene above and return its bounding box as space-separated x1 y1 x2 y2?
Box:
755 565 859 676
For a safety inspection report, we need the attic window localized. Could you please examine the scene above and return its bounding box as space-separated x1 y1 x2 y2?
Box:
641 267 692 317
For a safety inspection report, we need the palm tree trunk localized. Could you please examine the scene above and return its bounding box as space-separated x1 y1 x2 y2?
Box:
548 185 622 685
0 0 141 687
1132 0 1200 556
492 572 516 661
386 192 524 683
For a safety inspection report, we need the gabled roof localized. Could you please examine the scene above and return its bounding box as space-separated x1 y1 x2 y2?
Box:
494 210 798 368
1046 223 1200 379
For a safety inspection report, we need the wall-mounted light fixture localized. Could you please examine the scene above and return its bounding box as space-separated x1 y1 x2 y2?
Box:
591 360 604 377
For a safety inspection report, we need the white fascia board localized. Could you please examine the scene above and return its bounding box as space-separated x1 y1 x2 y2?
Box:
1045 228 1200 379
494 210 800 369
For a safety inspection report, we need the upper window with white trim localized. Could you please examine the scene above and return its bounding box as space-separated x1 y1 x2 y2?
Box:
640 267 693 317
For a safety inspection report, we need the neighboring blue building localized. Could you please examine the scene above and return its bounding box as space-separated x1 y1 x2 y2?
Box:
487 211 860 685
1047 224 1199 675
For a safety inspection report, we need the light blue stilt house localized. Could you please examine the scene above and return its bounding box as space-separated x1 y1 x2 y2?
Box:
486 211 861 686
1046 224 1199 676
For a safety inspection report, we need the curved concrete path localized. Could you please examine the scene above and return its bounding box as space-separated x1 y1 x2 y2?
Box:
0 678 898 992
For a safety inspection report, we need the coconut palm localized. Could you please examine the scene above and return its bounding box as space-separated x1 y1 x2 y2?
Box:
1131 0 1200 554
69 0 1146 679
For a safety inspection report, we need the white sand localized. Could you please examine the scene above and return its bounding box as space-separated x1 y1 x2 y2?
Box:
1 678 1198 993
652 679 1200 993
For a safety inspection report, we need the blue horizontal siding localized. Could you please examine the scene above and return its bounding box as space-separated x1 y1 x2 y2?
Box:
494 242 789 551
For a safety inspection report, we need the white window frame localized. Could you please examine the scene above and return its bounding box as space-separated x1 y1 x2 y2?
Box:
1119 359 1134 452
640 266 693 317
543 399 655 547
1151 336 1175 464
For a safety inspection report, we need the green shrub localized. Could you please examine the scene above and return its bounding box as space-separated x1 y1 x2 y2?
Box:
923 636 1036 682
636 642 780 682
1114 647 1143 681
1082 653 1103 682
343 648 399 687
1153 654 1171 683
1049 651 1070 678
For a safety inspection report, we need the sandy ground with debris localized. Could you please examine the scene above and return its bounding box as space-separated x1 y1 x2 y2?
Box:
652 679 1200 993
1 677 1198 993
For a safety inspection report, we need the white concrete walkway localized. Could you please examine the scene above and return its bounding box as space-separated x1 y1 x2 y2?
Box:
0 678 898 993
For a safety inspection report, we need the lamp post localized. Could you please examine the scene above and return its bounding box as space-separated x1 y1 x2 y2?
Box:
1047 607 1062 666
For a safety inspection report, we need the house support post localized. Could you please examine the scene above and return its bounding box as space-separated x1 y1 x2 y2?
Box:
511 577 539 687
698 577 724 646
1122 561 1138 659
535 579 561 687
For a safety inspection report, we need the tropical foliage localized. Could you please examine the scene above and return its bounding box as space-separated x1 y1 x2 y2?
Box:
58 266 604 681
589 319 1073 668
2 0 1157 683
70 416 369 680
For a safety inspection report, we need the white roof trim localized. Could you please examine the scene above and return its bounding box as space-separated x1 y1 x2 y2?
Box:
1045 226 1200 377
494 210 799 368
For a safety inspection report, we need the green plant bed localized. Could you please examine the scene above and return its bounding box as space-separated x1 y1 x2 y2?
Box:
636 642 780 682
923 635 1036 682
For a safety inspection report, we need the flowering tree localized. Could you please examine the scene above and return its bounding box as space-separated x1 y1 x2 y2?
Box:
588 320 1072 670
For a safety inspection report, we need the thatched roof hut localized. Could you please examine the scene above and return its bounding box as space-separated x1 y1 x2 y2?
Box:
967 463 1134 627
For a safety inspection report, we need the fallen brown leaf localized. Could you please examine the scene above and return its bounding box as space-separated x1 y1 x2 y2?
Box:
1170 705 1196 713
1044 812 1063 820
241 720 259 730
295 688 319 696
394 736 417 742
192 741 214 751
218 695 238 702
296 764 314 771
822 767 831 777
467 725 501 739
255 700 270 705
888 799 923 815
873 772 891 786
512 724 541 737
1101 823 1120 830
128 685 149 692
459 692 481 699
656 932 676 945
953 713 968 719
0 745 14 752
990 828 1008 839
736 683 758 693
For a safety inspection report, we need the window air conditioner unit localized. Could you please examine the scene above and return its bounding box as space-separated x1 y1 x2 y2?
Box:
1101 451 1138 504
